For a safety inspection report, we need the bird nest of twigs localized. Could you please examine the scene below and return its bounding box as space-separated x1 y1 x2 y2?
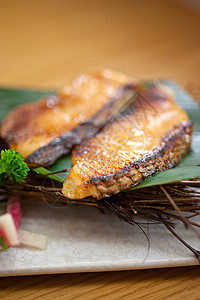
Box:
1 174 200 262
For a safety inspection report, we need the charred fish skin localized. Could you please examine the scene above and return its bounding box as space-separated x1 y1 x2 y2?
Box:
86 121 193 199
26 84 139 167
62 85 193 200
0 70 140 167
0 136 8 151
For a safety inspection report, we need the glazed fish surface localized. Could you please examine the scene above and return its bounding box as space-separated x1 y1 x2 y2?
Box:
0 70 138 166
62 85 193 199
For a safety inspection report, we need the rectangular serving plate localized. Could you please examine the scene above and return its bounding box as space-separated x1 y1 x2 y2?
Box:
0 81 199 276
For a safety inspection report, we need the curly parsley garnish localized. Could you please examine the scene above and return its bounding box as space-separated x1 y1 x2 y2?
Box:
0 149 29 185
0 237 9 250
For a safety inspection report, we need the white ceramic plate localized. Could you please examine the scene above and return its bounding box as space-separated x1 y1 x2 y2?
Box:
0 201 199 277
0 81 199 276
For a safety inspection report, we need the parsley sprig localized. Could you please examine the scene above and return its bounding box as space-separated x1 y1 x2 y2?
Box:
0 237 9 250
0 149 29 185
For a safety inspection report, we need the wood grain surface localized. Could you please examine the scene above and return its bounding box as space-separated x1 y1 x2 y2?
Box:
0 0 200 299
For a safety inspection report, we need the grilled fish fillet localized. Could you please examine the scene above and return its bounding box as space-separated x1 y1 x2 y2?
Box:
62 85 193 199
0 70 139 166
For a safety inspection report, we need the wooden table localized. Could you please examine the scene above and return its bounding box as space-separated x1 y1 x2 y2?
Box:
0 0 200 298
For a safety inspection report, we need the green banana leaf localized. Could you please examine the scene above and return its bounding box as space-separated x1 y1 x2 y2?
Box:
0 81 199 188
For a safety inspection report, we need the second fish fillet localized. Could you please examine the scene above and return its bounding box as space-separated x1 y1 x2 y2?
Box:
62 85 193 199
